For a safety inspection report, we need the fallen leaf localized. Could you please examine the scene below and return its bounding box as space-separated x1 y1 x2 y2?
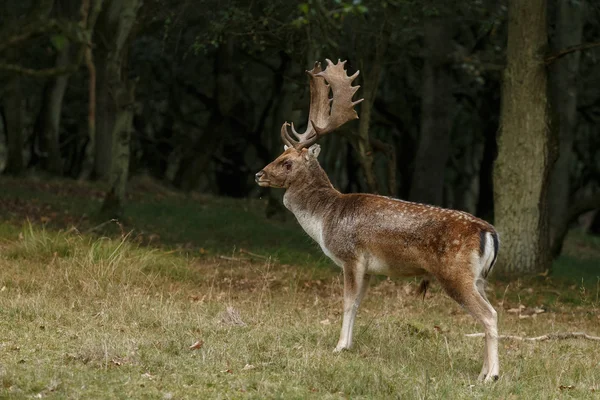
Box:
220 369 233 374
559 385 575 390
320 319 331 325
242 364 255 371
189 340 204 350
111 358 123 366
141 372 155 380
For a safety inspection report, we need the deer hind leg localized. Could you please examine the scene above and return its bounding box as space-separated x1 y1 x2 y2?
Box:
438 272 499 382
334 261 370 352
475 277 492 380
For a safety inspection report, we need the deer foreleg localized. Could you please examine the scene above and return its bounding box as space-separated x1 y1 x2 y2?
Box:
334 263 370 352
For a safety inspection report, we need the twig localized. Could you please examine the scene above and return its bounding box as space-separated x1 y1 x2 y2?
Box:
0 20 62 52
239 248 269 260
465 332 600 341
0 62 79 77
545 41 600 65
218 255 249 262
84 219 118 234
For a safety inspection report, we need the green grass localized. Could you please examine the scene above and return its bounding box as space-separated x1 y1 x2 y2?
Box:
0 177 599 398
0 227 599 399
0 176 329 268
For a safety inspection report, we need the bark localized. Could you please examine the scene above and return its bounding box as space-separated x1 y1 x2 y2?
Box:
37 43 72 174
0 0 56 175
101 82 135 218
98 0 141 214
78 0 106 180
409 17 454 206
94 54 113 180
353 41 386 194
493 0 552 275
370 137 397 196
451 138 484 214
3 77 25 175
93 0 139 181
548 0 583 253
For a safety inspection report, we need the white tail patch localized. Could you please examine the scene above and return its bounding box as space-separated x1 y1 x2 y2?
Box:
479 232 496 278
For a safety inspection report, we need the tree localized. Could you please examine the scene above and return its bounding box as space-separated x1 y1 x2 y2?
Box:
409 15 454 206
548 0 584 256
493 0 553 275
98 0 142 216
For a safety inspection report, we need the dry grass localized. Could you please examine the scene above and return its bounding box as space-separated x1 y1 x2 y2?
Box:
0 226 599 399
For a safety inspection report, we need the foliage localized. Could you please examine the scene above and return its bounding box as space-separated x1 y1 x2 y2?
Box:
0 1 598 266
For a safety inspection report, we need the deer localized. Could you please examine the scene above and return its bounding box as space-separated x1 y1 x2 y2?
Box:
255 59 500 382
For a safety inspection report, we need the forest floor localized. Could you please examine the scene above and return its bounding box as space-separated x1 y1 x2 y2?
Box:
0 176 599 399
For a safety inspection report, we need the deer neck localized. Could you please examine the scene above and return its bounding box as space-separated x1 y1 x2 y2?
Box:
283 163 339 243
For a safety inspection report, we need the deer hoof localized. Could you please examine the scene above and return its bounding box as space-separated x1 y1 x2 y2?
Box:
333 345 349 353
483 374 499 383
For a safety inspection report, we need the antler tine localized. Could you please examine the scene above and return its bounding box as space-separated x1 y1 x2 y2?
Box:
280 122 295 148
280 59 362 151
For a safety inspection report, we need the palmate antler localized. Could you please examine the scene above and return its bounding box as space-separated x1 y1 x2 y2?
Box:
281 59 364 150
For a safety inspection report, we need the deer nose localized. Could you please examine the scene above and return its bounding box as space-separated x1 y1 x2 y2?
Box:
255 170 265 182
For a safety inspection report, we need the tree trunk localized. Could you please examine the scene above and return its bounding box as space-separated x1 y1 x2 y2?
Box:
353 42 386 194
548 0 583 254
409 17 454 206
78 0 106 181
93 0 139 181
3 77 24 175
97 0 141 215
38 43 72 174
101 83 135 218
94 54 113 180
493 0 552 275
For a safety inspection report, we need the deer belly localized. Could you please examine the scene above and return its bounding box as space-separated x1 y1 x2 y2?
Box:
366 255 393 275
365 254 426 277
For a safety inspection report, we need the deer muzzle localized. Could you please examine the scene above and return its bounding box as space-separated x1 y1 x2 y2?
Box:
255 170 269 187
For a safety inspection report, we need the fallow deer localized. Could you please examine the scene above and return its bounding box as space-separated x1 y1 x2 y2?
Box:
255 59 500 382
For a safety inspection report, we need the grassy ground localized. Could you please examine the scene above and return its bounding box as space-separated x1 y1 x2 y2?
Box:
0 177 599 398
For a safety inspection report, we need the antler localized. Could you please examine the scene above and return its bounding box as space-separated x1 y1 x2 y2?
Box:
281 59 363 150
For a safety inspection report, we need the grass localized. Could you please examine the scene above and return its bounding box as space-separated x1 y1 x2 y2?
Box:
0 177 599 398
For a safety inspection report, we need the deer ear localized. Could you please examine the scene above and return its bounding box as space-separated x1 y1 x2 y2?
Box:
284 145 290 151
305 144 321 160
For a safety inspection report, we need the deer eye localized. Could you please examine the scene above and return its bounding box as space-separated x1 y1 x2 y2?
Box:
283 160 292 171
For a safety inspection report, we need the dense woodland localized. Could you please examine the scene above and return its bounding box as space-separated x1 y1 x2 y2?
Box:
0 0 599 275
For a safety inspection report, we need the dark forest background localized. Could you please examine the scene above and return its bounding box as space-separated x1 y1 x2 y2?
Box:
0 0 599 276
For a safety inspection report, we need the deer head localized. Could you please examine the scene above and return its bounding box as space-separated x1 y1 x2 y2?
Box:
255 59 363 189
